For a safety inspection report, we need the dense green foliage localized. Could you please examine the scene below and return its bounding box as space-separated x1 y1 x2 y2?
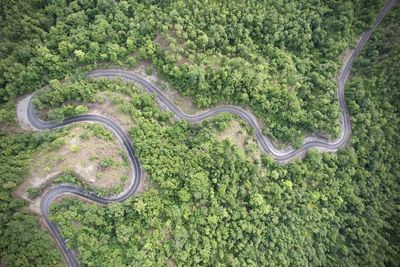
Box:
50 7 400 265
0 0 384 143
0 133 62 266
1 1 399 266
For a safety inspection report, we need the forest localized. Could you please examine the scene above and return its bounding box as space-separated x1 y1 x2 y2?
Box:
0 0 386 143
0 0 399 266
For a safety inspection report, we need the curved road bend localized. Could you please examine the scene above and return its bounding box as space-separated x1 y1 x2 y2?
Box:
87 0 397 162
27 98 142 267
23 0 397 266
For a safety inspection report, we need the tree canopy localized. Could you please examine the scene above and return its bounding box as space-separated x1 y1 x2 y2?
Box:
0 1 399 266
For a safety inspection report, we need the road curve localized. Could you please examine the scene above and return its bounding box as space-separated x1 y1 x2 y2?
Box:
27 97 142 267
86 0 397 162
22 0 396 266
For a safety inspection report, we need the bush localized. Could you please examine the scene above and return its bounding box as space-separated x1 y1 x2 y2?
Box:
27 188 41 199
99 157 114 169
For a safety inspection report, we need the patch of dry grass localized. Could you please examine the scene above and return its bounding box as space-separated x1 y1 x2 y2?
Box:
15 125 130 213
214 120 261 162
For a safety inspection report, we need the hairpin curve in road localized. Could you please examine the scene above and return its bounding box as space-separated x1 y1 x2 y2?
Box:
20 0 397 265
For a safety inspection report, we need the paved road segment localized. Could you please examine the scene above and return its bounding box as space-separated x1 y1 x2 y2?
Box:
21 0 397 265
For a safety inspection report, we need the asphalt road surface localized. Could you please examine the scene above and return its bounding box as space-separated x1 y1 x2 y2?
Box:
22 0 397 265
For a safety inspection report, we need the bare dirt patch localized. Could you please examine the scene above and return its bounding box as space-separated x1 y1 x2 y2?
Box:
340 48 354 66
155 32 170 50
131 62 204 115
15 125 130 213
14 90 149 215
0 94 37 134
160 85 202 115
87 92 134 132
136 170 149 194
215 120 261 162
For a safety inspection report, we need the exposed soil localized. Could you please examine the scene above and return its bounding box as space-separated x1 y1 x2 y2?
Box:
132 62 203 115
155 32 170 50
15 125 130 214
87 92 134 132
215 120 261 162
136 170 149 194
16 94 37 131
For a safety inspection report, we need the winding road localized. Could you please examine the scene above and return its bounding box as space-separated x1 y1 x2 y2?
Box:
20 0 397 266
